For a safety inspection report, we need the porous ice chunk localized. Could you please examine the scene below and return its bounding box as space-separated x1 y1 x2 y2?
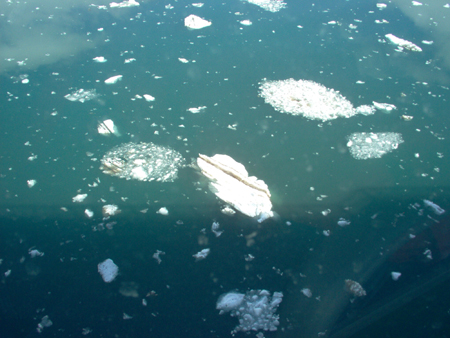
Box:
346 132 404 160
98 258 119 283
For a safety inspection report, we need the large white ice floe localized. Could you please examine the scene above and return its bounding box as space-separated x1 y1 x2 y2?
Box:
346 132 404 160
242 0 287 12
217 290 283 333
110 0 139 8
259 79 376 121
184 15 212 30
64 89 99 103
100 142 185 182
98 258 119 283
385 34 422 52
196 154 273 221
98 119 121 136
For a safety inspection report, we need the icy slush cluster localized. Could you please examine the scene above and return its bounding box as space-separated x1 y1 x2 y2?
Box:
242 0 287 12
346 132 404 160
217 289 283 333
259 79 375 121
100 142 185 182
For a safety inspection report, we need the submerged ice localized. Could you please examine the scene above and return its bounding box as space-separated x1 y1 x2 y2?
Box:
217 290 283 333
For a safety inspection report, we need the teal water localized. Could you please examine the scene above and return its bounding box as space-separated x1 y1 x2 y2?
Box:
1 0 450 337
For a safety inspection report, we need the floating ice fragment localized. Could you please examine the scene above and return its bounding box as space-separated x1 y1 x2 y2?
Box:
100 142 185 182
196 154 273 220
98 119 121 136
157 207 169 216
143 94 155 101
301 288 312 298
29 248 44 258
93 56 107 63
98 258 119 282
346 132 404 160
412 1 422 5
242 0 287 12
36 315 52 333
211 221 223 237
373 101 397 112
27 179 37 188
259 79 374 121
187 106 207 113
401 115 414 121
178 57 189 63
376 3 387 10
221 205 236 215
64 89 99 103
422 40 433 45
337 218 351 227
217 290 283 333
184 15 211 30
385 34 422 52
391 272 401 280
124 58 136 64
110 0 139 8
240 20 252 26
85 209 94 218
345 279 366 297
423 199 445 215
102 204 121 217
153 250 165 264
192 2 204 7
193 248 210 261
73 193 88 202
105 75 123 84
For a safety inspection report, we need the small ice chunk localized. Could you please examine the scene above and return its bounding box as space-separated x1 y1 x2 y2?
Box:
211 221 223 237
372 101 397 112
423 199 445 215
98 258 119 282
98 119 121 136
124 58 136 64
72 193 88 202
391 272 401 281
110 0 139 8
192 3 204 7
104 75 123 84
422 40 433 45
143 94 155 102
93 56 107 63
216 292 245 311
153 250 165 264
157 207 169 216
102 204 121 217
337 218 351 227
29 248 44 258
301 288 312 298
376 3 387 9
345 279 366 297
240 20 252 26
184 15 211 30
178 58 189 63
36 315 52 333
187 106 207 113
27 179 37 188
193 248 210 261
412 1 422 5
85 209 94 218
221 205 236 215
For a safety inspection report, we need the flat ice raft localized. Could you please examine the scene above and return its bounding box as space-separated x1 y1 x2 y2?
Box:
197 154 273 222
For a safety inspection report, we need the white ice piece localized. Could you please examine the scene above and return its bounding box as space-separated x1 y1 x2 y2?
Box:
240 20 253 26
98 119 121 136
346 132 404 160
187 106 207 113
36 315 53 333
85 209 94 218
197 154 273 220
29 249 44 258
178 58 189 63
385 33 422 52
337 218 351 227
102 204 121 217
27 179 37 188
110 0 139 8
193 248 210 261
98 258 119 282
157 207 169 216
104 75 123 84
391 272 401 281
211 221 223 237
143 94 155 102
72 193 88 202
372 101 397 112
423 199 445 215
93 56 107 63
376 3 387 9
217 290 283 333
153 250 165 264
184 15 212 30
192 3 204 7
301 288 312 298
64 89 99 103
242 0 287 12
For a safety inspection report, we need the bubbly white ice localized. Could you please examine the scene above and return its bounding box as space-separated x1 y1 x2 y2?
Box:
27 179 37 188
100 142 185 182
64 89 98 103
217 290 283 333
102 204 121 217
346 132 404 160
98 119 121 136
385 34 422 52
93 56 107 63
110 0 139 8
72 193 88 202
242 0 287 12
259 79 375 121
98 258 119 283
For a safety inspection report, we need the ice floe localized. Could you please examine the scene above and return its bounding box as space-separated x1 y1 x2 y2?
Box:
242 0 287 12
64 89 99 103
346 132 404 160
187 106 207 113
100 142 185 182
36 315 53 333
193 248 210 261
157 207 169 215
345 279 366 297
98 258 119 282
110 0 139 8
372 101 397 112
93 56 107 63
104 75 123 84
423 199 445 215
196 154 273 221
98 119 121 136
217 289 283 333
184 15 212 30
102 204 121 217
27 179 37 188
385 34 422 52
259 79 376 121
72 193 88 202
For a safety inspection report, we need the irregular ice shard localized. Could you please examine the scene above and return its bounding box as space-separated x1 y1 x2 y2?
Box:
196 154 273 221
193 248 210 261
105 75 123 84
98 119 121 136
98 258 119 283
184 15 211 30
423 199 445 215
385 34 422 52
